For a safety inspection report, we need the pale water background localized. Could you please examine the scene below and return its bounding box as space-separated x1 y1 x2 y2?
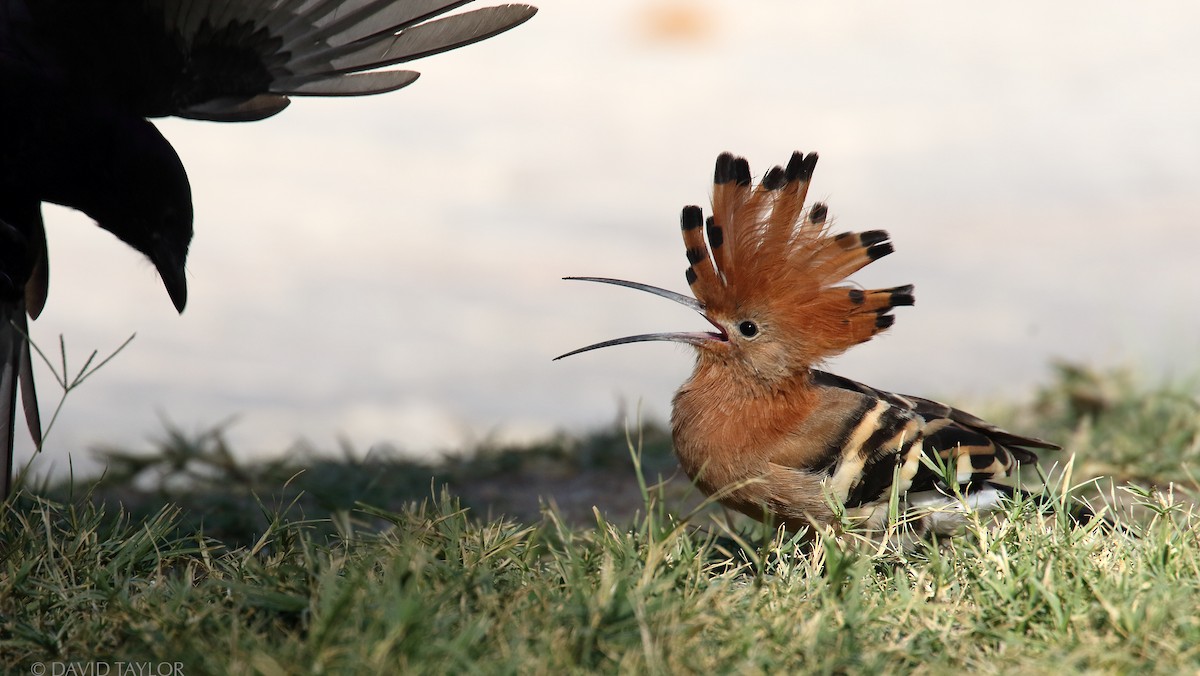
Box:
16 0 1200 477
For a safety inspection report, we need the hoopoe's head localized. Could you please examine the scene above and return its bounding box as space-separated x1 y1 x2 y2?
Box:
557 151 913 390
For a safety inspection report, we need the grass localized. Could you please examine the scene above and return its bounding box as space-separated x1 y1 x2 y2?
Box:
1 363 1199 674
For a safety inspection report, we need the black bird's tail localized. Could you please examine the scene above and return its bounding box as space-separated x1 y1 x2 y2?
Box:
0 219 42 502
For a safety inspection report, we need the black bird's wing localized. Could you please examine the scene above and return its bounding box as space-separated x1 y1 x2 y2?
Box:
13 0 538 121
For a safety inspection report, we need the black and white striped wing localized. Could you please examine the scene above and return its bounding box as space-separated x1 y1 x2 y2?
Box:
809 369 1056 510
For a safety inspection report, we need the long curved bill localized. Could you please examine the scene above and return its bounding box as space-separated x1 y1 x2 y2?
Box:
554 277 726 360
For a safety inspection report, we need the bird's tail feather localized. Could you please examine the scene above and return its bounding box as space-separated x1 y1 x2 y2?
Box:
1 305 41 502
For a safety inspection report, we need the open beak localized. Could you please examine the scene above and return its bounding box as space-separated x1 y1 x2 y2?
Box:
554 277 728 360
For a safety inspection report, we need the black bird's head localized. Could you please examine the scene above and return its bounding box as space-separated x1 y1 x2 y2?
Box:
42 107 195 313
91 140 193 314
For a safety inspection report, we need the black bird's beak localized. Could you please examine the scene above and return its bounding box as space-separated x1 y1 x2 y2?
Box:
147 239 188 313
153 258 188 313
553 277 728 360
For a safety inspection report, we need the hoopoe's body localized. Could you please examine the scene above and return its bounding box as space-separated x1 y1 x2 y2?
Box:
559 151 1059 539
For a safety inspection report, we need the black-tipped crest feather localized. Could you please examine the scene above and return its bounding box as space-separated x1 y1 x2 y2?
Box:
681 151 911 366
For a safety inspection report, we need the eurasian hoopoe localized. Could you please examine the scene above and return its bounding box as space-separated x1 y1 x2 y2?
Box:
558 150 1065 540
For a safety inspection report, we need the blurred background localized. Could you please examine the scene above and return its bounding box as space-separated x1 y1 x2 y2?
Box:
15 0 1200 478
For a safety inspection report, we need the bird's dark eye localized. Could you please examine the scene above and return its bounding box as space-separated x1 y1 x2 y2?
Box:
738 320 759 338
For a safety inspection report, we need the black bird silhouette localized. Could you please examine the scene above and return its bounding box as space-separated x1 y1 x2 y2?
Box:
0 0 537 499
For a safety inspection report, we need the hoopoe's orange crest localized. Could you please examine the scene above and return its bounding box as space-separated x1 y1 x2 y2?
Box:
558 151 914 383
